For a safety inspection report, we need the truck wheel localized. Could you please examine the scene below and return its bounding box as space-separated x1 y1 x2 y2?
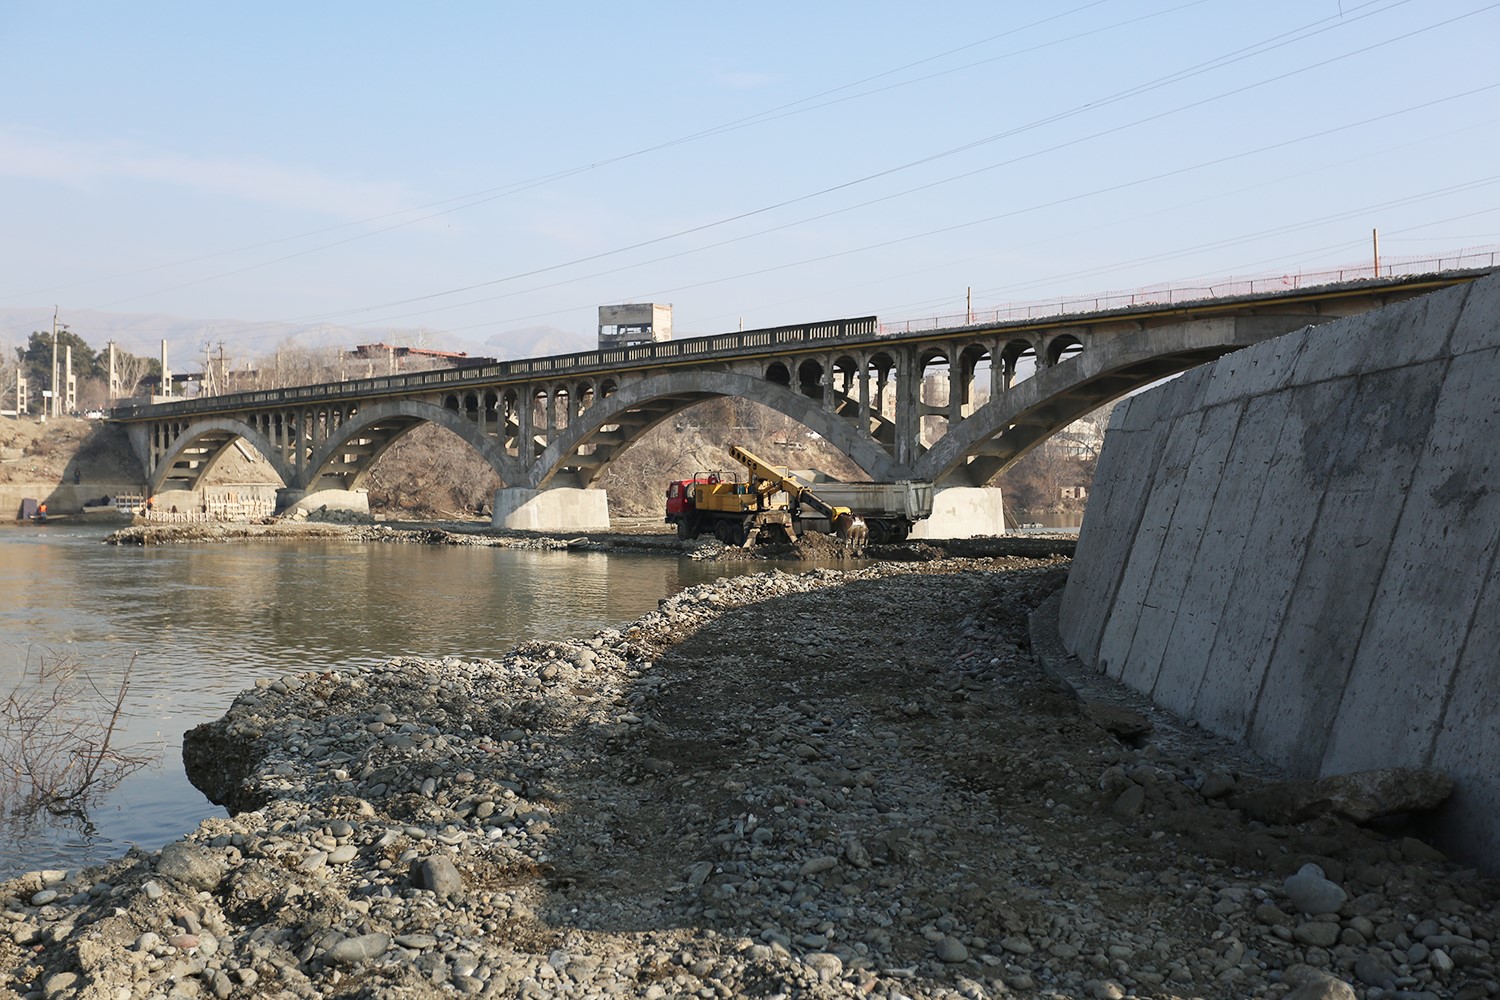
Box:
676 517 696 541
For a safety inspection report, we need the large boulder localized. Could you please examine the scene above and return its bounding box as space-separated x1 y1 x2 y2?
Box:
1231 767 1452 825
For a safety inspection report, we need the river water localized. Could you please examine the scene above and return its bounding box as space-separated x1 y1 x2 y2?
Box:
0 524 750 880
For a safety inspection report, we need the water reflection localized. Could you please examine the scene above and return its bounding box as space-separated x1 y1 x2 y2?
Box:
0 526 746 878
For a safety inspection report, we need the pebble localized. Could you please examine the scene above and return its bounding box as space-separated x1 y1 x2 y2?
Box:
0 561 1491 1000
1000 935 1035 955
804 952 843 982
1284 863 1348 915
326 932 390 964
799 856 839 876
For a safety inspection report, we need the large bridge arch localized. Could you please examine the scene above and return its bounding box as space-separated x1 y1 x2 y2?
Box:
533 370 908 489
916 315 1314 486
146 417 294 494
302 399 525 492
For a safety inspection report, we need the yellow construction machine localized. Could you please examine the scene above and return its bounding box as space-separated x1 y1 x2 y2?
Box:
664 445 855 546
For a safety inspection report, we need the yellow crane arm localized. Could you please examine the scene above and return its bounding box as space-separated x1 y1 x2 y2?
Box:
728 445 854 532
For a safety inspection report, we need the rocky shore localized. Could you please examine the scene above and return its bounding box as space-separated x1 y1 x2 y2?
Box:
2 558 1495 1000
100 519 1078 563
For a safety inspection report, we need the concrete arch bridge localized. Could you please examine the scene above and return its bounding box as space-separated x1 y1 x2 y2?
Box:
112 268 1493 532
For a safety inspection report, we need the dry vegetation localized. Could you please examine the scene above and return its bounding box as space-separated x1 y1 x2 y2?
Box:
0 417 140 486
0 653 157 823
358 397 868 519
594 396 866 516
5 333 1114 522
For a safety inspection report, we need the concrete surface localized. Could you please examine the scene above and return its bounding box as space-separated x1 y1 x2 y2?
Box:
492 487 611 532
3 482 144 518
1058 271 1500 869
909 486 1006 539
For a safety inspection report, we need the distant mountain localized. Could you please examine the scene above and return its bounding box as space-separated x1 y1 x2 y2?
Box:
483 325 593 361
0 307 590 371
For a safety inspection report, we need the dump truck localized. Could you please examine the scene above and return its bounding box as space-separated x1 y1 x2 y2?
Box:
787 479 934 543
665 445 933 545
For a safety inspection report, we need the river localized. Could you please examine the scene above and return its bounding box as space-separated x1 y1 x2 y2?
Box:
0 524 753 880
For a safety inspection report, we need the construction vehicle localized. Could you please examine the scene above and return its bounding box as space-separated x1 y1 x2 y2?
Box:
785 479 933 543
664 445 931 546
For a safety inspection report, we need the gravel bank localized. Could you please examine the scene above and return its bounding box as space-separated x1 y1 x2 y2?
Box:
101 520 1076 563
2 558 1494 1000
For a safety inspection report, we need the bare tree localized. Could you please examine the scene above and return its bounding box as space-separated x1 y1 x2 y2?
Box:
0 652 157 822
363 424 500 518
112 351 156 400
257 341 346 390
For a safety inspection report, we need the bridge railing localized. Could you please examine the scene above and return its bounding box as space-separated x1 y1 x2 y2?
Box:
110 316 880 420
877 248 1500 336
109 248 1497 421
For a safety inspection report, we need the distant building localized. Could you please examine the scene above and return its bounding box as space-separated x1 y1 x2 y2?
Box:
598 303 672 350
347 344 492 374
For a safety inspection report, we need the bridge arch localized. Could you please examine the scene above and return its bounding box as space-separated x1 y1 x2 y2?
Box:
1045 332 1085 366
533 370 907 489
999 338 1039 390
301 398 525 492
914 315 1309 486
147 417 295 494
795 359 825 399
956 343 991 404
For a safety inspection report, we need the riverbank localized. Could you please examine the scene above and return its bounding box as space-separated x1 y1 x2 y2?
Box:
2 557 1494 1000
100 518 1079 562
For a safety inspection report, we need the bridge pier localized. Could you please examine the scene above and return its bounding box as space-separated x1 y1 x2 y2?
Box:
275 488 371 518
909 486 1007 540
492 487 610 532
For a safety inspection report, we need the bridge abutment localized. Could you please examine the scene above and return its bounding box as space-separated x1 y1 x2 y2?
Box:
491 487 610 532
909 486 1007 539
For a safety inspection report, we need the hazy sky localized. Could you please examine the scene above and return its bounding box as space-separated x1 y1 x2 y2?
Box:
3 1 1497 353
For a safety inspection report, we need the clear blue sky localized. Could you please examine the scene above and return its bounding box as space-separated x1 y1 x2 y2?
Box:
2 1 1497 355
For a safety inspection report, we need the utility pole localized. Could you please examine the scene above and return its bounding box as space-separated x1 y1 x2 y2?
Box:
1372 228 1381 277
50 308 60 419
966 286 973 325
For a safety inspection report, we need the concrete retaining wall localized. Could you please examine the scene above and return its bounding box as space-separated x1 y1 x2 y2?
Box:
1058 272 1500 867
3 482 144 518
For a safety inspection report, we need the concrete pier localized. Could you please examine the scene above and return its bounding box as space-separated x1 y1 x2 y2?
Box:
492 487 610 532
909 486 1006 539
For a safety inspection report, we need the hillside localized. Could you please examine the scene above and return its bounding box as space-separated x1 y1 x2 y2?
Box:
0 307 589 378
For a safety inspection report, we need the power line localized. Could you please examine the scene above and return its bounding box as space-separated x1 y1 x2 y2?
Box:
11 1 1125 304
294 35 1497 333
76 0 1410 326
696 109 1500 324
270 0 1447 331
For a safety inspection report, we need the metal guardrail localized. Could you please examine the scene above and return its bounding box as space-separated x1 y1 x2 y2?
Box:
112 315 879 420
877 249 1500 336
